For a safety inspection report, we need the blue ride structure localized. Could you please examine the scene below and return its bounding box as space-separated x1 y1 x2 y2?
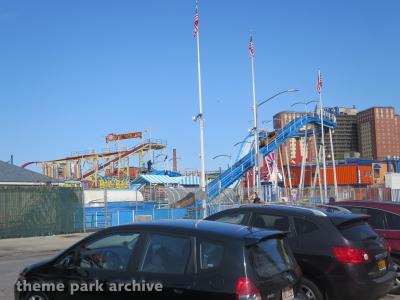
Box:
206 112 337 201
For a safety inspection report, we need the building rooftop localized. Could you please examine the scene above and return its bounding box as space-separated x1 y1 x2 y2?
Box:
0 160 60 184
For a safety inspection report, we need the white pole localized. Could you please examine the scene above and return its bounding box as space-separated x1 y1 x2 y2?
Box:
312 126 324 201
318 70 328 203
329 128 338 200
250 38 260 199
195 12 207 218
278 147 287 191
284 141 292 191
299 130 308 200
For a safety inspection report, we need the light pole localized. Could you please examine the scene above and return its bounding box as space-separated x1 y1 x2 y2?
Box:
143 128 153 163
253 89 300 199
290 100 319 115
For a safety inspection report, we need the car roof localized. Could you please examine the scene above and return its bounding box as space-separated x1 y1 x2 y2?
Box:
100 219 284 241
232 203 369 224
333 200 400 214
239 203 328 217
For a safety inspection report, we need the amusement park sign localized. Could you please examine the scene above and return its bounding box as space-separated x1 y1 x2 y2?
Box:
106 131 142 143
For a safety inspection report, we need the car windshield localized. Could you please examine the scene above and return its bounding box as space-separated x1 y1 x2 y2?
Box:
248 238 294 279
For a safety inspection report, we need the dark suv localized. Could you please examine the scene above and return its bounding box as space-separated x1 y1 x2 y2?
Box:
15 220 303 300
206 204 396 300
332 200 400 293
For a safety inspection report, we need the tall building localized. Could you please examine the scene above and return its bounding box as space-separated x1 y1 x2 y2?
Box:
328 107 359 160
357 107 400 159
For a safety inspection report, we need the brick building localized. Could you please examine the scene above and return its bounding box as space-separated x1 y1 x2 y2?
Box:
357 107 400 159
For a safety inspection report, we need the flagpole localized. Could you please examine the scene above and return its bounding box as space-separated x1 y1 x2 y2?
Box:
194 2 207 217
250 35 260 199
318 69 328 203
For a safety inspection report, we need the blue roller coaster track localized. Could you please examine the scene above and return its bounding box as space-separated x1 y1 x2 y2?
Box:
207 112 337 201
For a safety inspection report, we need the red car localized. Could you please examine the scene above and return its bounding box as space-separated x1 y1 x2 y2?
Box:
332 200 400 293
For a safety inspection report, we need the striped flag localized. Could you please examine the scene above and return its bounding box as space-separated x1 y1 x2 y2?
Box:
194 1 199 38
317 69 323 94
266 152 275 171
249 35 255 58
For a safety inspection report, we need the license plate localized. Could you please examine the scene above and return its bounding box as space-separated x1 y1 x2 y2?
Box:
378 259 386 271
282 287 294 300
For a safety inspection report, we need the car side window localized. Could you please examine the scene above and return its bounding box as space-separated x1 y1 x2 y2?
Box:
366 208 386 229
294 218 318 235
77 232 140 271
199 240 224 271
140 234 191 274
345 206 368 215
212 212 246 225
251 214 290 232
385 212 400 230
55 252 75 268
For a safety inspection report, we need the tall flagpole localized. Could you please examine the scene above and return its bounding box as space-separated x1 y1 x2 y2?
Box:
249 34 260 198
317 69 328 203
194 1 207 217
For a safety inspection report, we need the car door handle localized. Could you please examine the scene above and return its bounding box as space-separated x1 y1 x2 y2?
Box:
173 289 184 294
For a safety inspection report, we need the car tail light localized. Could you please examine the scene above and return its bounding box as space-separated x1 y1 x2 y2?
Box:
236 277 262 300
332 247 370 264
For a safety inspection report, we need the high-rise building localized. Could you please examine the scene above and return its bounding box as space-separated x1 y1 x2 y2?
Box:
357 107 400 159
328 107 359 160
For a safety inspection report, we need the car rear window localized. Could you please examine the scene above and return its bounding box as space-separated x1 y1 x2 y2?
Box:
248 238 294 278
339 221 378 241
212 212 246 224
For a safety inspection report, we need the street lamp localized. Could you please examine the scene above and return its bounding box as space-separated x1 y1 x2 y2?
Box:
291 100 319 114
252 88 300 198
212 154 232 169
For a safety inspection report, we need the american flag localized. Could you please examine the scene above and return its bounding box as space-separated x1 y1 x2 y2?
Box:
194 1 199 38
317 69 323 94
249 36 255 58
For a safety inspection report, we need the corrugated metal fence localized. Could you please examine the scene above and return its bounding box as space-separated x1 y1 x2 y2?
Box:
0 186 85 239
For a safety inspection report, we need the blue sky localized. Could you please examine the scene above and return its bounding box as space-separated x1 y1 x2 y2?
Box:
1 0 399 171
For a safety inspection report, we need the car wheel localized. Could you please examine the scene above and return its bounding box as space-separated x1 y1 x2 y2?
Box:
25 292 49 300
300 277 324 300
391 259 400 294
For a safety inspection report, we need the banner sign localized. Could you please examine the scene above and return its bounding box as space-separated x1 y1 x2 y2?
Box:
106 131 142 143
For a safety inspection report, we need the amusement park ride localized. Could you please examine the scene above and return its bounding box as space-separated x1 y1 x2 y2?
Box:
21 131 166 188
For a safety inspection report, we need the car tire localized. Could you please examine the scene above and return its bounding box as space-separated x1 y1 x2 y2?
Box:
300 277 324 300
24 292 50 300
391 258 400 295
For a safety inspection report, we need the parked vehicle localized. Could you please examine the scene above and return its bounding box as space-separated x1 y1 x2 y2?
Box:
206 204 396 300
15 220 304 300
332 200 400 293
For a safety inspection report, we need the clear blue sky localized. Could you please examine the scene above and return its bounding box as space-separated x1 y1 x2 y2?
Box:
1 0 399 171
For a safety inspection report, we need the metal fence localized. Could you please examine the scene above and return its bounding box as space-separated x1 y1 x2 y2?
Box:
83 184 400 229
0 186 85 239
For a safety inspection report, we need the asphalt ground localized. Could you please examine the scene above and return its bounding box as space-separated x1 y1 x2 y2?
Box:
0 232 399 300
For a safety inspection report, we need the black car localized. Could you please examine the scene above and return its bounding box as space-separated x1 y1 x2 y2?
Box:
15 220 303 300
206 204 396 300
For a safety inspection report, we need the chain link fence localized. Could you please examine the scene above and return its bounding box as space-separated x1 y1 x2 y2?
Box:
0 186 85 239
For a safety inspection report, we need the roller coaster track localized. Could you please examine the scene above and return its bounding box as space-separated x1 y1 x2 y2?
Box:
80 141 165 180
207 113 336 201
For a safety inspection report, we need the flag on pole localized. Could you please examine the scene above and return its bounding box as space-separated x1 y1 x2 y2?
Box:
194 1 199 38
249 35 255 58
317 69 323 94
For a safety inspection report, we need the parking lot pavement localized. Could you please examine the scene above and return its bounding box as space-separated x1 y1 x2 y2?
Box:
0 232 399 300
0 232 90 300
